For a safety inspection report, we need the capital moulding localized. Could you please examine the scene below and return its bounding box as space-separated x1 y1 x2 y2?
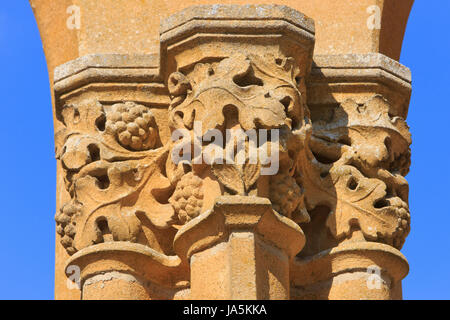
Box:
290 242 409 300
42 4 413 300
308 53 412 118
54 52 412 115
66 242 188 300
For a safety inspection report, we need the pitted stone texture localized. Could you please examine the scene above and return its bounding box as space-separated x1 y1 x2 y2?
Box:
312 54 411 83
29 2 414 300
31 0 413 79
160 4 315 34
308 53 412 118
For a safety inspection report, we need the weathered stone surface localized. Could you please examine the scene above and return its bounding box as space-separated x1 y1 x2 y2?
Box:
174 196 305 299
30 2 414 300
30 0 413 77
291 242 409 300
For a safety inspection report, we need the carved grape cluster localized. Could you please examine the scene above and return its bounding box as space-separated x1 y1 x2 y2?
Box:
270 174 303 218
55 201 82 255
106 102 158 151
169 172 204 224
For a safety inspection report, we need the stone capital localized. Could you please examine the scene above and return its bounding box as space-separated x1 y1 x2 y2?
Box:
30 1 415 300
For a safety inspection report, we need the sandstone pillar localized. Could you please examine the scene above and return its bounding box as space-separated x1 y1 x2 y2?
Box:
30 1 414 300
292 53 412 300
173 196 305 299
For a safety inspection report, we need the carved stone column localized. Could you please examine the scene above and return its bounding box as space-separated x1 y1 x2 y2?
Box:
291 54 412 299
30 1 414 300
49 4 315 300
174 196 305 300
53 53 190 300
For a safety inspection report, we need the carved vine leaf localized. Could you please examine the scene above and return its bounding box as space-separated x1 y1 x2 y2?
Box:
56 100 175 255
329 165 407 241
168 53 303 134
299 95 411 249
212 163 245 195
210 138 262 196
243 161 261 192
167 53 311 224
211 156 261 196
299 155 409 249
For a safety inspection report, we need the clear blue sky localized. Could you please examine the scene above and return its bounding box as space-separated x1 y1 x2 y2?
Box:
0 2 448 300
